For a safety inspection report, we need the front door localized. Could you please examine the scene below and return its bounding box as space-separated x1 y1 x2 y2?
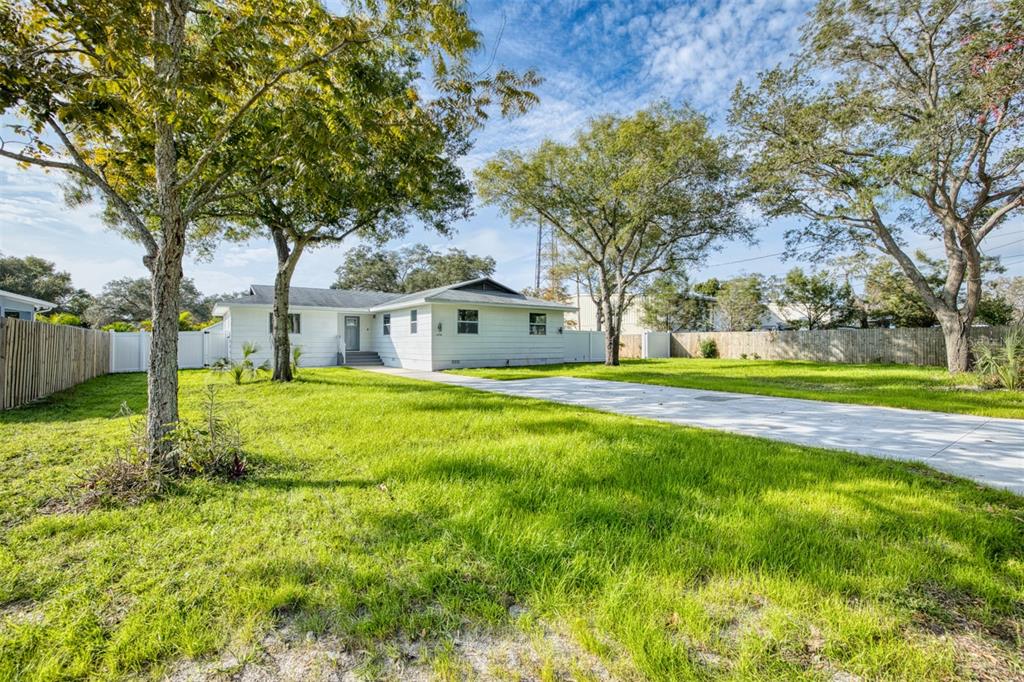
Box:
344 316 360 351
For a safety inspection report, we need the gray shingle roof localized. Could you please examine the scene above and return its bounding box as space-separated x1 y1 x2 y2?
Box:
215 278 576 312
368 278 576 311
220 285 401 309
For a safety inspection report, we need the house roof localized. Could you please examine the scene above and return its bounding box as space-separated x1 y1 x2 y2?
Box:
212 277 576 315
0 288 57 310
214 285 399 312
369 278 576 312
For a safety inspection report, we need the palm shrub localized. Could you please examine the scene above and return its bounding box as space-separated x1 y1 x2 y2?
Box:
291 345 303 376
211 341 269 385
169 386 247 479
973 327 1024 390
72 388 247 508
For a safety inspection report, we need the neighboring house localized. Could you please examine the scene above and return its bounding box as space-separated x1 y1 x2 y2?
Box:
565 294 650 334
212 277 576 371
566 292 717 333
0 289 55 320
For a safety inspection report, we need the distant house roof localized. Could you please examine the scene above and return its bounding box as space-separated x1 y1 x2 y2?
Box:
212 277 576 315
0 288 57 311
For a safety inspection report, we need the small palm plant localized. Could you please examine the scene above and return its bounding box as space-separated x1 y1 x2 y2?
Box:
974 327 1024 391
211 341 269 385
291 345 303 376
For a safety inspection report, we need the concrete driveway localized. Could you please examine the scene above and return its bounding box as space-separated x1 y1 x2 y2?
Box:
367 367 1024 496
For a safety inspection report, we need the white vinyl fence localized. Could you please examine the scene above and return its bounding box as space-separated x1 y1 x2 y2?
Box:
110 330 228 373
641 332 671 359
563 330 606 363
564 331 670 363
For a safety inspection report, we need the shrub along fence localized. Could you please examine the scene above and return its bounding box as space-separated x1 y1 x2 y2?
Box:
1 317 111 410
670 326 1012 367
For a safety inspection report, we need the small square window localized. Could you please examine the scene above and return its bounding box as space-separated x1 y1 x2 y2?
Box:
457 309 478 334
383 313 391 336
269 313 301 334
410 309 418 334
529 312 547 335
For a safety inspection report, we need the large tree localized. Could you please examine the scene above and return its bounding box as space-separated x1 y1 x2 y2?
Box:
85 276 211 328
730 0 1024 372
333 244 497 293
477 104 748 365
863 258 939 327
715 275 769 331
1 0 526 463
2 0 364 464
219 33 534 381
860 250 1008 326
640 272 715 332
777 267 857 329
0 253 92 315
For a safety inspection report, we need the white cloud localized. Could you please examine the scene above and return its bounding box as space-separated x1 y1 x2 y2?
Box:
642 0 812 113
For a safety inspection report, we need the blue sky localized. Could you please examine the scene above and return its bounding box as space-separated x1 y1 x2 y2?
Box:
1 0 1021 295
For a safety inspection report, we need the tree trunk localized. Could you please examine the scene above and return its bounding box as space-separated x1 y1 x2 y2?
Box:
602 296 619 366
146 225 185 469
146 0 187 469
270 228 301 382
271 266 293 382
937 311 972 374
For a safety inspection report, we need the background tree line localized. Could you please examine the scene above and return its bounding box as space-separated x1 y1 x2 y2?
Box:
635 254 1023 333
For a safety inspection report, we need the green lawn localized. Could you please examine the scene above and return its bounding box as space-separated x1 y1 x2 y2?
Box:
1 369 1023 680
451 358 1024 419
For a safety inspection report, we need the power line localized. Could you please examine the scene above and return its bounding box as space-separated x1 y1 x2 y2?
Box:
698 230 1024 270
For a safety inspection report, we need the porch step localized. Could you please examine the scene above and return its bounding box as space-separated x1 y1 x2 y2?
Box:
340 351 384 366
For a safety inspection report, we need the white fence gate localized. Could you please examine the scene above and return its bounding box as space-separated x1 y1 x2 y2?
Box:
110 330 228 373
563 330 606 363
641 332 671 359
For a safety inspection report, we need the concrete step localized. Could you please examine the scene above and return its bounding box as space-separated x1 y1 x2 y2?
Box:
339 351 384 366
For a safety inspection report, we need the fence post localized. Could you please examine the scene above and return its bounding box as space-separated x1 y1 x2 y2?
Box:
0 318 6 411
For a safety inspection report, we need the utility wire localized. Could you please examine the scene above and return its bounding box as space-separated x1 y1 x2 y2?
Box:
699 231 1024 270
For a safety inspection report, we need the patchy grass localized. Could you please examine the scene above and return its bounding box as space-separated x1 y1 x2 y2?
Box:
451 358 1024 419
1 368 1023 681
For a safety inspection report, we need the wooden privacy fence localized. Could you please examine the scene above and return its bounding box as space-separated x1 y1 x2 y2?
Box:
670 326 1012 366
619 334 643 359
1 317 111 410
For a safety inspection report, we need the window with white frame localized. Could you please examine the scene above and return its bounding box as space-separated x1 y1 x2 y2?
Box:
529 312 547 335
410 309 418 334
268 313 301 334
383 313 391 335
457 309 478 334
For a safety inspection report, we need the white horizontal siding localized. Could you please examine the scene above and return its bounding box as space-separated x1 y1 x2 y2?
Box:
373 306 432 371
226 306 339 368
566 294 650 334
430 303 565 370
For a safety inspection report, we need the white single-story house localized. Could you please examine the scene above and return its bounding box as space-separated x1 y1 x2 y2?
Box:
0 289 55 320
211 277 577 371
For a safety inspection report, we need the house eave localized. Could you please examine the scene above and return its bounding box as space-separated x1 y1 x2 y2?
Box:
0 289 57 312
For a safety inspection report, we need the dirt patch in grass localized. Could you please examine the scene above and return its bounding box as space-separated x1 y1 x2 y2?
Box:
905 584 1024 681
163 618 621 681
0 600 44 627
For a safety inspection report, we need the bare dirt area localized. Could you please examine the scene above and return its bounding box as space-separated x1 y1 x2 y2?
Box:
162 618 621 681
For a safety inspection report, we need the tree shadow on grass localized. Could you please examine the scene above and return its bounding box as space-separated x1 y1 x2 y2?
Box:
0 373 149 425
5 370 1024 680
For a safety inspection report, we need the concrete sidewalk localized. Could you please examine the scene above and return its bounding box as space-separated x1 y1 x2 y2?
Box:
366 367 1024 496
